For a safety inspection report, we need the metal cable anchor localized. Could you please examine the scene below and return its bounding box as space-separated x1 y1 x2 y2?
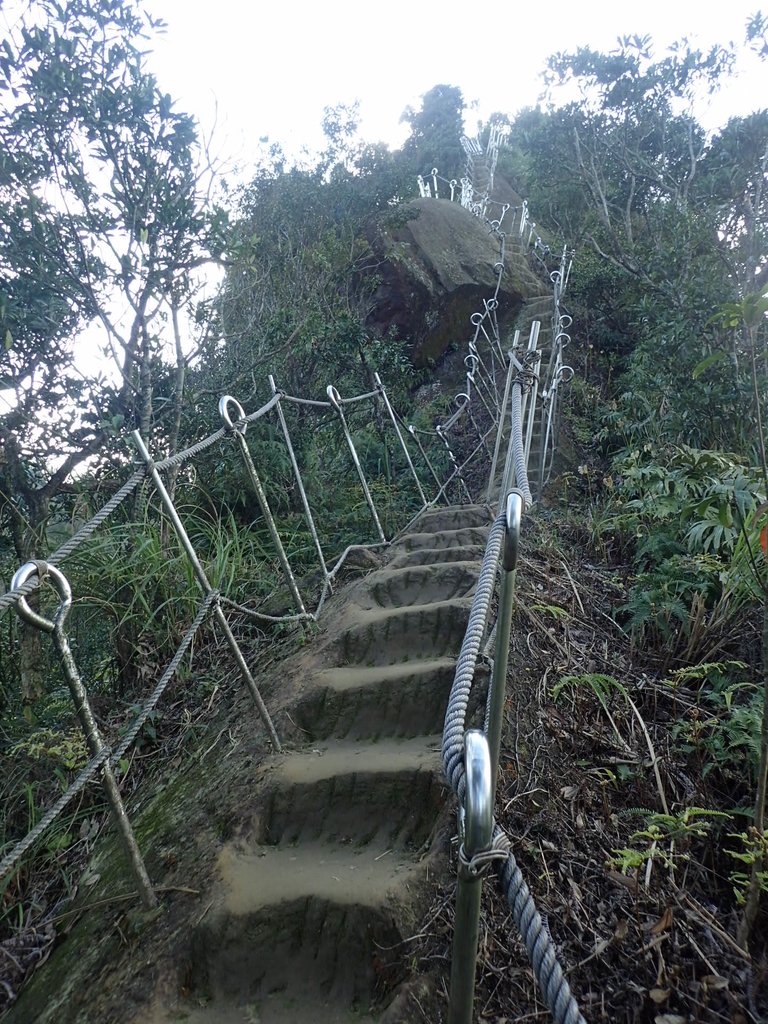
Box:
11 561 157 910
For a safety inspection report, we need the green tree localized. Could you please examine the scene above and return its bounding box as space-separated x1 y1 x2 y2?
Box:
400 84 466 180
0 0 216 700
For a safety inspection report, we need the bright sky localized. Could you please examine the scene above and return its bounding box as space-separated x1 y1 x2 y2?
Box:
147 0 766 174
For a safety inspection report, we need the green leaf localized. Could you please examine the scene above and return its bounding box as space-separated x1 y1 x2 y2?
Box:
3 328 12 350
692 350 728 379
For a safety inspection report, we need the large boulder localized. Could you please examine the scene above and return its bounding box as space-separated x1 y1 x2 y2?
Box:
366 197 545 366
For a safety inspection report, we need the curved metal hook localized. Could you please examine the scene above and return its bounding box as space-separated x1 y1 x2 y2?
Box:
558 314 573 330
504 490 523 571
555 365 575 385
326 385 342 411
470 312 484 326
11 561 72 633
464 730 493 855
219 395 247 434
486 298 499 312
555 331 571 349
550 270 562 285
454 392 470 408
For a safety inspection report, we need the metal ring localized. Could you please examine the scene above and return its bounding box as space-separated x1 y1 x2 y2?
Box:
550 270 562 284
454 393 470 408
555 332 571 348
504 490 523 571
431 167 438 176
219 395 247 434
557 365 575 384
494 261 504 274
464 730 493 856
470 312 484 326
11 561 72 633
486 298 499 311
559 314 573 329
465 354 479 372
326 385 342 410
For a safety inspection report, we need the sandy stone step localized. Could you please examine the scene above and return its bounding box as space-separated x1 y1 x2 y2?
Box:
156 994 378 1024
146 999 376 1024
331 599 471 666
353 561 479 610
390 525 489 555
387 543 485 570
404 504 491 533
190 841 426 1013
253 736 444 848
291 658 480 740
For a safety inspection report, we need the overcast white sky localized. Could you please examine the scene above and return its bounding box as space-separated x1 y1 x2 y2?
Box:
146 0 766 175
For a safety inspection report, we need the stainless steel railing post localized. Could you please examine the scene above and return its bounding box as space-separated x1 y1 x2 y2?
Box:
131 430 281 752
486 491 522 800
219 395 306 615
373 373 427 507
486 344 517 503
448 730 494 1024
11 562 157 910
326 385 387 544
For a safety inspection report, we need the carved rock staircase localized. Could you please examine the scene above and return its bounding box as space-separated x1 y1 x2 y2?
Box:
138 504 492 1024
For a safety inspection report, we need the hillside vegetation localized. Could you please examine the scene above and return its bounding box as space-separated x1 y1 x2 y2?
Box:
1 1 768 1020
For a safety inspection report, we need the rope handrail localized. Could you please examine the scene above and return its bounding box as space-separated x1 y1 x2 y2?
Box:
418 149 584 1023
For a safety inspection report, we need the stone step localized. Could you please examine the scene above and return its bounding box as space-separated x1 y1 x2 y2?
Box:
403 503 491 533
253 736 444 848
291 658 469 740
190 840 427 1011
387 543 485 570
330 599 471 667
352 561 479 610
390 525 489 555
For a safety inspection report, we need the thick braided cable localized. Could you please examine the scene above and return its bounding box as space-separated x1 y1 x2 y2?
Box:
0 591 216 883
110 591 216 762
510 384 533 508
153 428 227 471
442 514 505 799
0 468 147 618
497 827 587 1024
218 594 316 624
0 746 112 881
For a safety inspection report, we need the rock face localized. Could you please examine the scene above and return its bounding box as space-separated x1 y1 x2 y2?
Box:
366 197 545 367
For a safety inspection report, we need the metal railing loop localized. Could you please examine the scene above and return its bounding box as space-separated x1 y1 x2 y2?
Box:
219 394 248 433
11 561 71 633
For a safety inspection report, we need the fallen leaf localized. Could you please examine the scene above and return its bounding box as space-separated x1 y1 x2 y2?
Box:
655 1016 686 1024
614 919 629 942
650 907 674 934
702 975 728 991
606 869 639 895
650 988 671 1004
